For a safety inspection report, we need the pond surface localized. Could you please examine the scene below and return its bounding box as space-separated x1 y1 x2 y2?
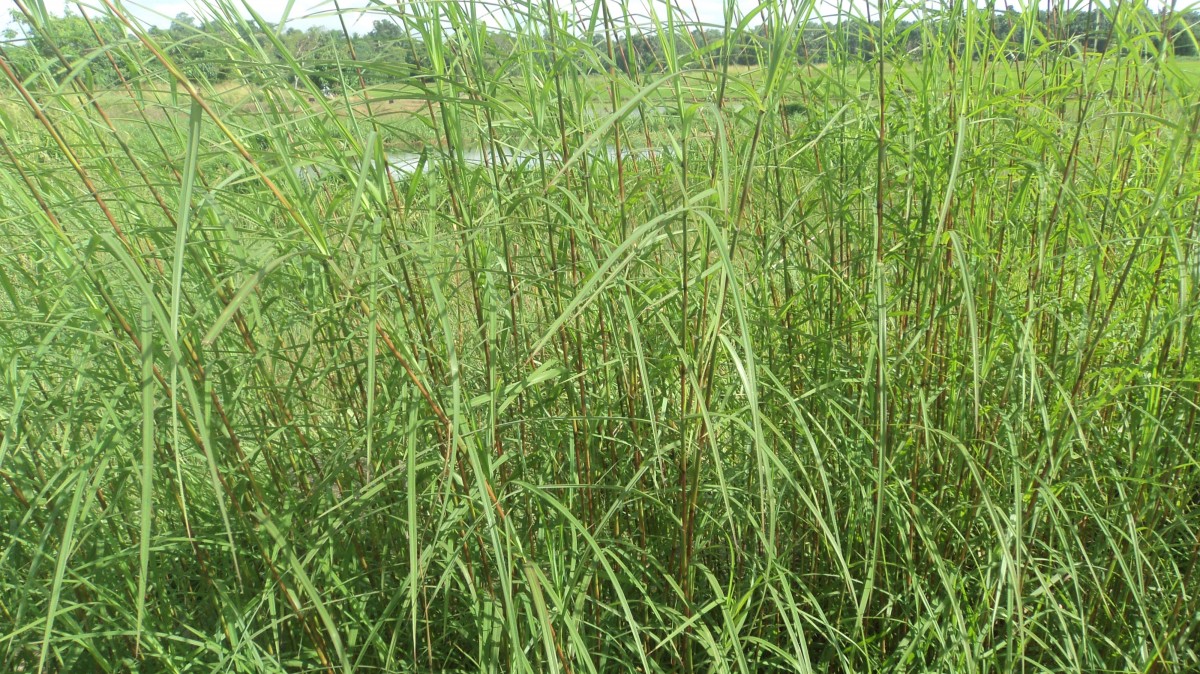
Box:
298 144 672 181
386 144 671 175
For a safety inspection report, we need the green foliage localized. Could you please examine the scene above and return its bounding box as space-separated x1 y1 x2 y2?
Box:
2 0 1200 672
3 7 128 86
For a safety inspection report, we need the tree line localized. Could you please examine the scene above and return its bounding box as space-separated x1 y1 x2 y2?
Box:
2 6 1198 91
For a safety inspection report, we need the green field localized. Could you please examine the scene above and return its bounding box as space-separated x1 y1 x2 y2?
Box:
3 1 1200 672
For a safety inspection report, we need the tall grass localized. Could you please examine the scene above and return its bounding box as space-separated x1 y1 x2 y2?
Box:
2 0 1200 671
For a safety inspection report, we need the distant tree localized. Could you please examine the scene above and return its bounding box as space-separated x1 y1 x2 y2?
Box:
4 5 1194 92
1172 11 1200 56
368 19 404 42
5 8 127 87
155 13 234 83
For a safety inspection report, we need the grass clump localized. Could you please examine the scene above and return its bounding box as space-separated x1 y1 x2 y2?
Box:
3 0 1200 671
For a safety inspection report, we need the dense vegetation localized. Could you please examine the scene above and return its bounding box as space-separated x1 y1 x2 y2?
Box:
5 3 1200 88
3 0 1200 671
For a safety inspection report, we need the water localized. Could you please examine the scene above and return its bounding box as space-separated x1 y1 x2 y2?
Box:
584 104 672 121
297 144 672 182
386 144 670 176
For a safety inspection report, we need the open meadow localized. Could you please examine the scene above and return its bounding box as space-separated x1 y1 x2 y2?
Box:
3 0 1200 671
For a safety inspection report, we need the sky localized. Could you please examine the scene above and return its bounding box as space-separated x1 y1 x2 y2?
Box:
0 0 776 33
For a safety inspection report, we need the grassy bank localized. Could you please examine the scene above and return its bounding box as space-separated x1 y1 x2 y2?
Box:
3 0 1200 672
